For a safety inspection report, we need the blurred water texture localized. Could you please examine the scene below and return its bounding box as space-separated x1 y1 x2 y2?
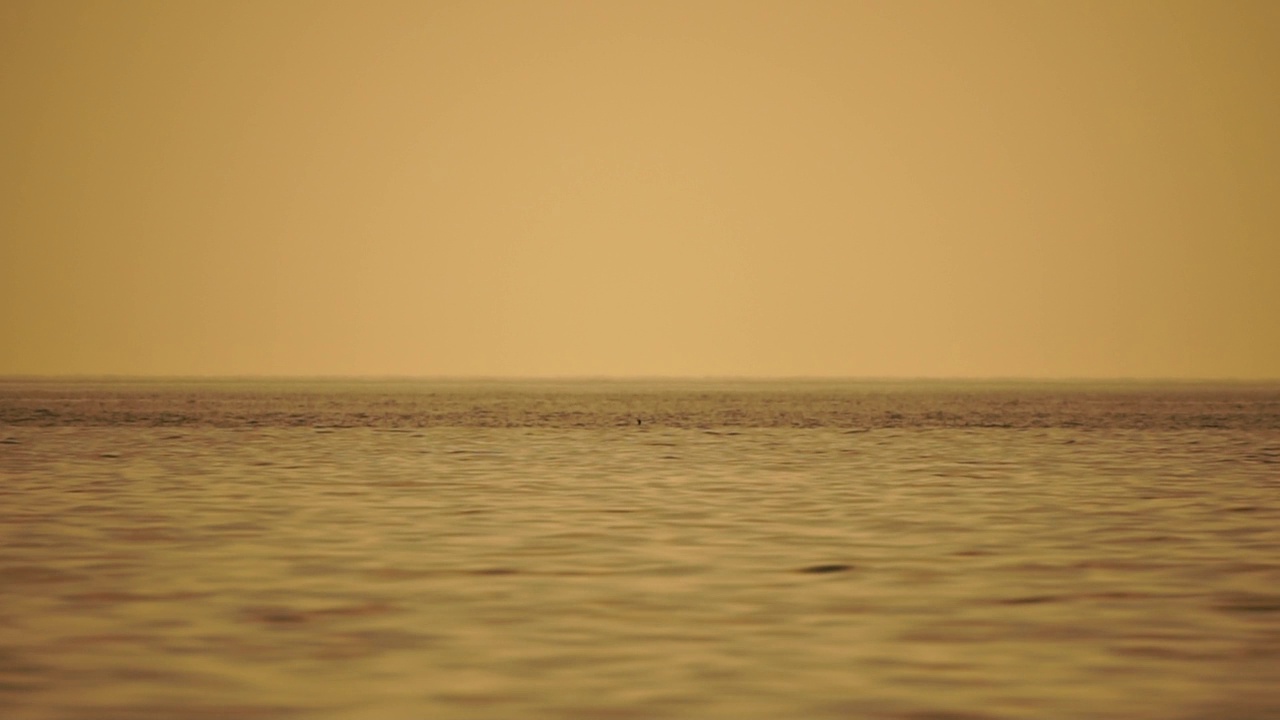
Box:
1 380 1278 719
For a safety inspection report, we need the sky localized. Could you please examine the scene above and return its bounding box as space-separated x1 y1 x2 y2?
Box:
2 0 1278 378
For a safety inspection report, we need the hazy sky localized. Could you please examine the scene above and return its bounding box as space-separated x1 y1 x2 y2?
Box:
3 1 1278 378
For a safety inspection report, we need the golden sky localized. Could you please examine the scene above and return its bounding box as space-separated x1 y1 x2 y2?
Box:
3 0 1278 378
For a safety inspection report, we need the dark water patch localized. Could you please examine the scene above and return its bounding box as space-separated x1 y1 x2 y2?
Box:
446 448 503 456
799 564 854 574
997 595 1061 605
242 601 400 626
244 608 306 625
0 648 48 682
1215 593 1280 614
0 565 79 584
0 678 42 694
1109 644 1226 661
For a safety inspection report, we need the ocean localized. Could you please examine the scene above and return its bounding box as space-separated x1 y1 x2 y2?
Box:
2 379 1278 719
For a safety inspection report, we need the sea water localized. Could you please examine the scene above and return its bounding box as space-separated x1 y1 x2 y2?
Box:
1 380 1278 719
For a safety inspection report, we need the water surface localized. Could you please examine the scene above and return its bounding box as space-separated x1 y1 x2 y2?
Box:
2 380 1278 719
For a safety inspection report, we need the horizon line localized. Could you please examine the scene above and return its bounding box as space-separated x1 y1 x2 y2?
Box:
2 374 1278 384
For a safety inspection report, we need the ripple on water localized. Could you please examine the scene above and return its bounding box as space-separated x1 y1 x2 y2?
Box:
0 382 1278 719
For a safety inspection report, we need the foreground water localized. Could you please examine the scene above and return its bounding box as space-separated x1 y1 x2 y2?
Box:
2 380 1278 719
